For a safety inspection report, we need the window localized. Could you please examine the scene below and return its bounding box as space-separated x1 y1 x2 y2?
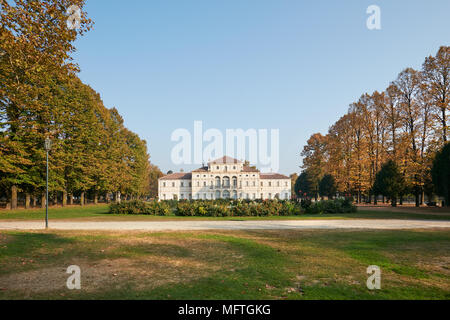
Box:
268 193 272 199
261 182 263 187
181 182 184 187
269 182 272 187
253 194 256 199
180 194 184 199
232 177 238 188
204 182 207 187
217 166 219 170
204 193 207 199
285 182 288 187
277 182 280 187
233 166 236 170
246 181 249 187
163 182 166 187
189 182 192 187
261 193 264 199
197 182 200 187
172 182 175 187
253 181 256 187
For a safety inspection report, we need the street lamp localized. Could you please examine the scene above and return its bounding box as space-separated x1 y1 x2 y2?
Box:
44 138 52 229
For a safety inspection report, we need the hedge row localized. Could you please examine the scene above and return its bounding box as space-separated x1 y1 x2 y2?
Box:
300 198 357 214
109 200 171 215
108 199 357 216
175 200 302 217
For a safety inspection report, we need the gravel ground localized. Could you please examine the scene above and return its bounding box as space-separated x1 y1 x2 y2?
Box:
0 219 449 231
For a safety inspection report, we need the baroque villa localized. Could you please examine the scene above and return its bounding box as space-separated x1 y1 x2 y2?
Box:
158 156 291 201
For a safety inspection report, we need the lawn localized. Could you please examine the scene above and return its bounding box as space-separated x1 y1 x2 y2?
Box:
0 229 448 300
1 204 450 221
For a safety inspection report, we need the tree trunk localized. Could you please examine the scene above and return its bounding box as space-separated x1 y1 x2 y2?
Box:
11 185 18 210
415 192 420 208
94 192 98 205
62 190 67 207
69 194 73 205
25 193 31 209
32 196 37 208
374 194 378 205
391 197 397 207
116 192 121 204
41 194 46 209
399 196 403 206
80 192 85 206
53 192 58 206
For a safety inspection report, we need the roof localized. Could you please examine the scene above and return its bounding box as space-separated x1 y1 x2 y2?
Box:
192 166 209 173
242 166 259 173
159 172 192 180
260 173 290 180
208 156 242 165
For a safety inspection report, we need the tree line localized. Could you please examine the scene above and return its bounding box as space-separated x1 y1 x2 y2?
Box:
0 0 162 209
296 46 449 207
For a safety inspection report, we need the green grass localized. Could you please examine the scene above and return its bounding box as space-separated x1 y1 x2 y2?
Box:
0 229 449 300
1 204 450 221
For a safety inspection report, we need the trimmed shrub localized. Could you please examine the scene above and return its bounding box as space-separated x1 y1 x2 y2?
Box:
109 200 171 215
304 199 357 214
109 199 354 217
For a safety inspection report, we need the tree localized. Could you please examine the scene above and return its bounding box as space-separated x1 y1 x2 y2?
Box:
148 164 163 199
294 171 312 199
372 160 406 207
289 173 298 198
423 46 450 144
301 133 328 200
0 0 92 208
431 143 450 207
319 174 337 199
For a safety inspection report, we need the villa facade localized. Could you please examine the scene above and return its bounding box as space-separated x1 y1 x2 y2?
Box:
158 156 291 201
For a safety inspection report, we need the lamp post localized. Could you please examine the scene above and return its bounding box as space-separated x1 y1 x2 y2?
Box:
44 138 52 229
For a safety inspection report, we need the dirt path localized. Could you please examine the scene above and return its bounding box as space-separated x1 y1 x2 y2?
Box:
0 219 449 231
359 205 450 216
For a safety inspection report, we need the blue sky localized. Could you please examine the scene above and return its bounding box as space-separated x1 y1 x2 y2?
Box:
72 0 450 175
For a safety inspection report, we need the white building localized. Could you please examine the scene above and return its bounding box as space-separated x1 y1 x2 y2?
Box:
158 156 291 201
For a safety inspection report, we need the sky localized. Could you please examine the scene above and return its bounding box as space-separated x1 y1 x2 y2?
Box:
72 0 450 175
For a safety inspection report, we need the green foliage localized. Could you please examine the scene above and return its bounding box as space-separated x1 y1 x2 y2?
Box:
372 160 406 207
108 200 170 216
432 143 450 206
319 174 337 199
111 200 303 217
295 171 312 198
303 199 357 214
